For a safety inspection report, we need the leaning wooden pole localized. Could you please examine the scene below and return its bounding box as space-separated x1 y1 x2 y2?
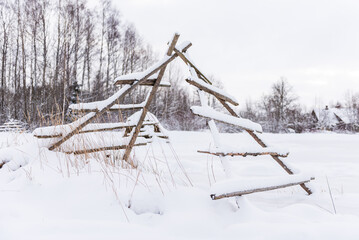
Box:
121 33 180 167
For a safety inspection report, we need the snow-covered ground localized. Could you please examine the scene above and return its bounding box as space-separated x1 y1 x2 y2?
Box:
0 130 359 239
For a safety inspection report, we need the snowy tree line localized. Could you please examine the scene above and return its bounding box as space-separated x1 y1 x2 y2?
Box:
0 0 156 124
0 0 358 133
0 0 207 131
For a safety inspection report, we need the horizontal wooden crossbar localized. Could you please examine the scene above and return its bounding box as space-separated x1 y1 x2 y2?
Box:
191 106 263 133
64 142 148 155
114 79 171 87
211 177 314 200
33 122 160 138
70 103 145 113
34 133 63 139
197 150 289 158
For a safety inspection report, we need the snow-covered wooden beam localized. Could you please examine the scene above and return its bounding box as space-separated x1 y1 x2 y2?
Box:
64 142 148 155
210 175 314 200
114 72 171 87
138 133 169 139
80 122 158 134
190 106 263 133
33 121 160 138
34 133 63 139
186 78 239 106
197 150 289 158
114 79 171 87
69 103 146 113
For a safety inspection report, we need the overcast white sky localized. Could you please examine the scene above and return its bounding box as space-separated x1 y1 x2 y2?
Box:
112 0 359 108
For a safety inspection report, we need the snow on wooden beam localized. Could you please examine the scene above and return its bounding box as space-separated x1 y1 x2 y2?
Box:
33 121 160 138
115 80 171 87
210 175 315 200
64 142 148 155
114 71 169 86
80 122 158 134
69 103 146 113
186 78 239 106
190 106 263 133
70 92 151 113
197 150 289 158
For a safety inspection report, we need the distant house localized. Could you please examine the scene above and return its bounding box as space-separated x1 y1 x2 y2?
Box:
311 106 358 132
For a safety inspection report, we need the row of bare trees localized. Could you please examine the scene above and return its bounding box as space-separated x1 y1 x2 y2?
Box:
241 78 359 133
1 0 357 133
0 0 154 125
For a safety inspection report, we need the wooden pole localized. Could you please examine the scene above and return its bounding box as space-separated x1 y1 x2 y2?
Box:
121 33 180 167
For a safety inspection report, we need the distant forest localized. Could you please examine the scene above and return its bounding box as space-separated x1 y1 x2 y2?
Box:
0 0 358 133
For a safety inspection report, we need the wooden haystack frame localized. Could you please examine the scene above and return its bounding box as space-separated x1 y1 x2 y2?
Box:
33 33 314 198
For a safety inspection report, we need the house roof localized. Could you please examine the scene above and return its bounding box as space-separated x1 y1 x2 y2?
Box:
312 107 350 126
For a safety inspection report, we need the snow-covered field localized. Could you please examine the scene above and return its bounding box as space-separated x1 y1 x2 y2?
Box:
0 130 359 239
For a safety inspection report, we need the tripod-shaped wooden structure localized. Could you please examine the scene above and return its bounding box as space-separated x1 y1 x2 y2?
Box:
33 33 313 198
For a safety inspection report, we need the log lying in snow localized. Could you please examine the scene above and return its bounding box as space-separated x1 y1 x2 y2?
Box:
190 106 262 133
186 78 239 106
210 175 314 200
197 150 289 158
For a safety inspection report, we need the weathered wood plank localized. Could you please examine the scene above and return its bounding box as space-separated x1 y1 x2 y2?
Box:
211 177 314 200
197 150 289 158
